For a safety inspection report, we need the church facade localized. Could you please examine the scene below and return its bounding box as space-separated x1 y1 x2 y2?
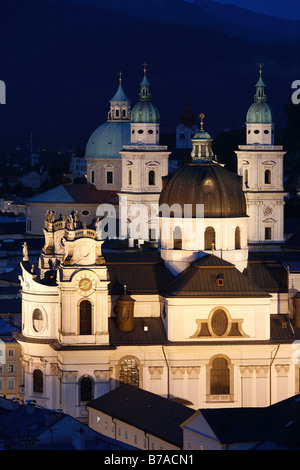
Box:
16 68 300 425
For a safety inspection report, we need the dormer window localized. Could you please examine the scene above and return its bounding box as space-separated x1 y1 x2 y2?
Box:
217 273 224 287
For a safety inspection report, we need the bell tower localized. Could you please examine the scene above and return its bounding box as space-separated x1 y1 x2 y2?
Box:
118 65 170 242
236 67 286 248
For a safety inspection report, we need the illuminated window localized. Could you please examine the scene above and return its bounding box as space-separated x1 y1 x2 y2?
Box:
119 358 139 388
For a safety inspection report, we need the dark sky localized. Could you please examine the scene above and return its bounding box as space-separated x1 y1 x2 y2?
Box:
197 0 300 20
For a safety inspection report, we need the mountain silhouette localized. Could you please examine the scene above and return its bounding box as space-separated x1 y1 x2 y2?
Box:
0 0 299 151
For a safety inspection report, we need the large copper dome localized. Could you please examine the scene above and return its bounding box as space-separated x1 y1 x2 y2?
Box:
159 161 247 218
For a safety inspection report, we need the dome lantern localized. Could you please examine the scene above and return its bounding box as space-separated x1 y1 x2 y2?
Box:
246 65 275 145
191 114 214 161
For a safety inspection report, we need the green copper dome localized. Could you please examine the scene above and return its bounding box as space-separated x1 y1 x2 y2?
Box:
131 70 160 123
85 122 130 159
246 72 274 124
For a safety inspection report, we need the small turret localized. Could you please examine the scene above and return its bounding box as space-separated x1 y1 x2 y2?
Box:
115 285 135 332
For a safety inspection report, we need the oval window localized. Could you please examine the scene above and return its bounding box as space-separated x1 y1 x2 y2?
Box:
138 129 144 134
148 129 153 134
264 130 269 134
82 210 90 216
211 309 228 336
254 129 260 134
202 177 215 193
32 308 44 333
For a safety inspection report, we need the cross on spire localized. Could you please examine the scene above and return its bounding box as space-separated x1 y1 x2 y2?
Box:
258 63 264 75
199 113 205 131
119 71 123 82
143 62 148 74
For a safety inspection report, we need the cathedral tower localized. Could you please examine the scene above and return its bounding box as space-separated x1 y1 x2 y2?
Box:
119 65 170 242
235 67 286 248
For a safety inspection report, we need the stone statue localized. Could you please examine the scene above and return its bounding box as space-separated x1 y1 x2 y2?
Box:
22 242 29 261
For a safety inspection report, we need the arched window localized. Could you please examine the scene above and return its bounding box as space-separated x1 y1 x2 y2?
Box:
119 357 139 388
79 376 93 402
210 357 230 395
205 226 216 250
128 169 132 185
265 169 271 184
244 169 248 187
33 369 43 393
235 227 241 250
79 300 92 335
148 170 155 186
173 226 182 250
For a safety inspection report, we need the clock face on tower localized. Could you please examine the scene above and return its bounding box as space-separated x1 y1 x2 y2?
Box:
78 278 92 292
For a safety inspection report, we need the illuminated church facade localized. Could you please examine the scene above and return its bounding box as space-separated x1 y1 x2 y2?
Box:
16 68 300 423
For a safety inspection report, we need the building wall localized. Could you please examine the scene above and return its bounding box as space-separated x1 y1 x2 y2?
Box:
88 408 180 450
0 340 22 399
86 158 122 192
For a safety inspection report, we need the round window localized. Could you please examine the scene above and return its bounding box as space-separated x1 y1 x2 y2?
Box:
264 130 269 134
32 308 44 333
254 129 260 134
148 129 153 134
211 309 228 336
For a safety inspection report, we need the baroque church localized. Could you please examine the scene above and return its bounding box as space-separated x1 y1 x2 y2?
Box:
15 66 300 423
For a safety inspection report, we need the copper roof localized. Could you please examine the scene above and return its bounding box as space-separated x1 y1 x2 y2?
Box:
162 254 269 298
159 162 247 218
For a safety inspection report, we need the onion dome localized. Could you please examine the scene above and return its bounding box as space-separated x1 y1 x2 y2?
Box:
246 67 274 124
131 65 160 124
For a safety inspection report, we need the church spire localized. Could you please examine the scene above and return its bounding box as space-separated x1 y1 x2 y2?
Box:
107 73 131 122
254 64 267 104
138 62 152 102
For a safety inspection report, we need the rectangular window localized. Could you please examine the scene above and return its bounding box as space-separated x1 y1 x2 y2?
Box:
8 378 15 390
8 364 14 373
118 426 121 437
106 171 113 185
265 227 272 240
0 378 3 390
8 349 14 357
91 171 95 184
